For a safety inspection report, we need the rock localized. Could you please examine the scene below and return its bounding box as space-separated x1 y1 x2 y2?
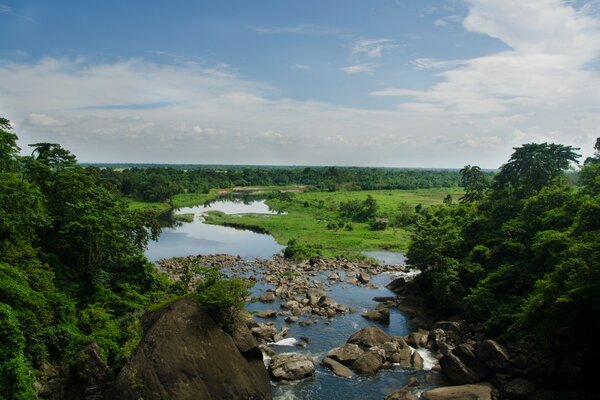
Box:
439 353 481 384
362 307 390 324
386 277 406 293
421 382 494 400
411 349 424 369
327 343 365 367
284 315 298 323
373 296 397 303
502 378 537 399
231 324 261 358
259 292 276 303
108 298 271 400
406 332 425 348
347 326 391 349
321 357 354 378
255 310 278 319
251 323 277 342
407 377 420 387
357 271 371 284
431 321 461 332
389 347 413 368
453 343 490 379
351 350 384 374
475 340 510 373
273 327 289 343
281 300 301 310
425 371 448 386
317 295 338 309
384 387 418 400
269 353 315 381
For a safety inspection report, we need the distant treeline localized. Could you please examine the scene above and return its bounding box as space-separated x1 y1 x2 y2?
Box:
88 165 482 202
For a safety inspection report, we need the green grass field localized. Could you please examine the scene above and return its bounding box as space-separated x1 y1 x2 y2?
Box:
204 188 464 258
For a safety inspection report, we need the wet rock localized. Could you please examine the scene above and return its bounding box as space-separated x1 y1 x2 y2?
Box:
407 332 425 348
259 292 276 303
255 310 278 319
251 323 277 342
317 295 338 309
389 347 413 368
351 350 384 375
373 296 397 303
421 382 494 400
362 307 390 324
347 326 391 349
431 321 461 332
269 353 315 381
411 349 424 370
386 277 406 293
357 271 371 284
384 387 418 400
407 377 420 387
321 357 354 378
327 343 365 367
284 315 298 323
453 343 491 380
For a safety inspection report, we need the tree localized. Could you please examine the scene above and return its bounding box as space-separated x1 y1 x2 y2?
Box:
29 142 77 172
492 143 580 198
0 118 20 173
459 165 488 202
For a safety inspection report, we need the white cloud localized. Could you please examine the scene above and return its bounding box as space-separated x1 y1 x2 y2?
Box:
350 39 397 58
340 64 376 74
410 58 465 70
0 4 11 13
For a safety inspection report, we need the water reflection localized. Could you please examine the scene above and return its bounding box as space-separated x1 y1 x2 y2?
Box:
145 198 284 261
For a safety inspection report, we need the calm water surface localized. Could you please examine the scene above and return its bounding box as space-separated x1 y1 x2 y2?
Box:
145 198 284 261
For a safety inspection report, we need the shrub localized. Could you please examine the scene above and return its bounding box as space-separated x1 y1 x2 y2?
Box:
195 268 252 330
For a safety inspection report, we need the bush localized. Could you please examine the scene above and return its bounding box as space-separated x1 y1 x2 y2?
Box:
195 268 252 330
283 239 322 260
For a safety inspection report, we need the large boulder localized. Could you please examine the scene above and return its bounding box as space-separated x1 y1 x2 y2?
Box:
347 326 391 349
453 343 491 379
362 307 390 324
351 350 384 375
327 343 365 366
321 357 354 378
439 353 481 384
269 353 315 381
475 340 510 373
108 298 271 400
421 382 494 400
386 277 406 293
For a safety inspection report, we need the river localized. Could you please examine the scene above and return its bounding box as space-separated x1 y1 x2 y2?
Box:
145 198 432 400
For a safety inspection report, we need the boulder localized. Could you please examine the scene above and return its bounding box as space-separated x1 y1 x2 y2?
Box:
475 340 510 373
407 332 425 348
108 298 271 400
362 307 390 324
453 343 491 379
502 378 537 399
421 382 494 400
269 353 315 381
255 310 278 319
411 349 424 370
317 295 338 309
431 321 461 332
327 343 364 367
439 353 481 384
351 350 384 375
251 323 277 342
384 387 418 400
386 277 406 293
259 292 276 303
321 357 354 378
389 347 412 368
357 271 371 284
347 326 391 349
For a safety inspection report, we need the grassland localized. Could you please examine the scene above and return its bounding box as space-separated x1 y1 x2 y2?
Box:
204 188 463 258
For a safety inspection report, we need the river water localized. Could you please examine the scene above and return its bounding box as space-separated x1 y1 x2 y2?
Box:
145 199 432 400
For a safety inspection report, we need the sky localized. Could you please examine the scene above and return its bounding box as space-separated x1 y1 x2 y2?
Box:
1 0 599 168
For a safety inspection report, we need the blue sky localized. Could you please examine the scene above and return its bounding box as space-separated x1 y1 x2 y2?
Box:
1 0 599 167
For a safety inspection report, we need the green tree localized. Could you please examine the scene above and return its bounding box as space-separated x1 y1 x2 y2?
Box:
0 118 20 173
459 165 488 202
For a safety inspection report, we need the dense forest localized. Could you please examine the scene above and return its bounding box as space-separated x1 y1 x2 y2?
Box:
91 164 470 202
0 118 171 399
407 140 600 384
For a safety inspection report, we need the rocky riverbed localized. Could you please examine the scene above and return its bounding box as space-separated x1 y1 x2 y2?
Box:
156 254 571 400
